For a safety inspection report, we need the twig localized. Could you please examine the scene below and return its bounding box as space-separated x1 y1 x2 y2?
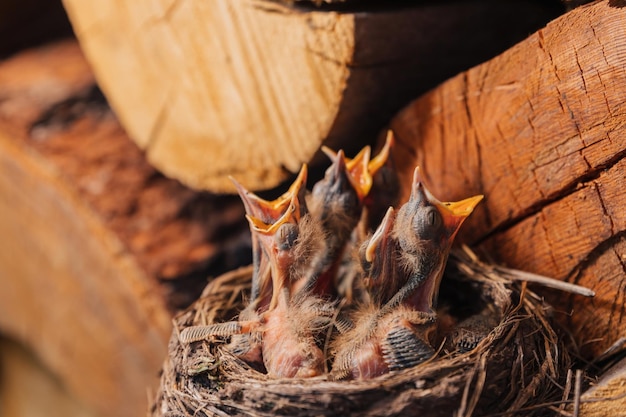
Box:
548 405 574 417
508 356 552 410
456 354 487 417
560 369 573 415
494 266 595 297
573 369 583 417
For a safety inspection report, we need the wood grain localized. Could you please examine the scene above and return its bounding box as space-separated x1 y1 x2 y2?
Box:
0 40 171 417
390 0 626 358
0 40 249 417
61 0 559 192
0 338 100 417
578 357 626 416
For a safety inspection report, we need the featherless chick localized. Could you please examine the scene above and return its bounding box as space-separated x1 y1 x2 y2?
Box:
180 167 333 378
180 166 312 368
302 139 392 300
230 165 309 306
331 167 483 379
245 196 334 378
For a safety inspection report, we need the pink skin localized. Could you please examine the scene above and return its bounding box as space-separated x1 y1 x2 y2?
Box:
249 198 327 379
346 339 389 380
261 293 325 378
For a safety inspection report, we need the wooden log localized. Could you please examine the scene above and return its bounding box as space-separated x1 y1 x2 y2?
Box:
60 0 560 192
0 338 98 417
389 0 626 358
578 357 626 416
0 39 248 417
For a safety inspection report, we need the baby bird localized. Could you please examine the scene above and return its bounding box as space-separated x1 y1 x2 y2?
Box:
332 206 436 379
180 179 332 378
301 143 390 298
246 197 332 378
180 167 312 370
331 167 483 379
299 149 366 296
230 165 308 305
369 167 483 310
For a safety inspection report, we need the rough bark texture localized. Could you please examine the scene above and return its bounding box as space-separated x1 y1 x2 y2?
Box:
61 0 560 192
0 40 250 417
389 0 626 358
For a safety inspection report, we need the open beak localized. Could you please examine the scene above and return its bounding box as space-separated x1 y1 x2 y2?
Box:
246 197 300 311
232 165 307 304
410 166 483 240
230 164 308 222
322 146 373 201
367 130 393 177
439 195 484 239
321 132 395 203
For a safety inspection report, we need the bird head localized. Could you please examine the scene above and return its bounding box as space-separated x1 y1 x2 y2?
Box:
231 164 308 223
396 166 483 256
232 165 308 304
310 149 361 221
318 137 392 205
247 193 302 311
390 166 483 312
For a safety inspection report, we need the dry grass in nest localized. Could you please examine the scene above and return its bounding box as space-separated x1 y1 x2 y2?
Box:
151 246 572 417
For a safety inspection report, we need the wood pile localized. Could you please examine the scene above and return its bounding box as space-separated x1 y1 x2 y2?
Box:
0 40 249 417
389 0 626 359
61 0 559 192
0 0 625 416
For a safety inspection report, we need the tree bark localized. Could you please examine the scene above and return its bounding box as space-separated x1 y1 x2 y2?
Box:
61 0 560 192
390 0 626 358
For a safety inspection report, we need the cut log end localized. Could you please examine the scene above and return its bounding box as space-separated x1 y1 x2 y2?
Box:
389 0 626 358
62 0 561 192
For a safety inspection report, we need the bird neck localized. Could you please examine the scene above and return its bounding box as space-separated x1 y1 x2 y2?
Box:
382 249 448 314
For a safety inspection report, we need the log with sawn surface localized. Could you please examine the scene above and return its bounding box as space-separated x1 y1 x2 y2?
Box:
390 0 626 359
0 39 248 417
577 356 626 416
60 0 559 192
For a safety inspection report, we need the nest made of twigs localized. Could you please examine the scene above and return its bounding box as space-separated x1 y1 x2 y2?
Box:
151 247 571 417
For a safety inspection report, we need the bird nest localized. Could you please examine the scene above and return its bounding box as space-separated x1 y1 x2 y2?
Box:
151 246 571 417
